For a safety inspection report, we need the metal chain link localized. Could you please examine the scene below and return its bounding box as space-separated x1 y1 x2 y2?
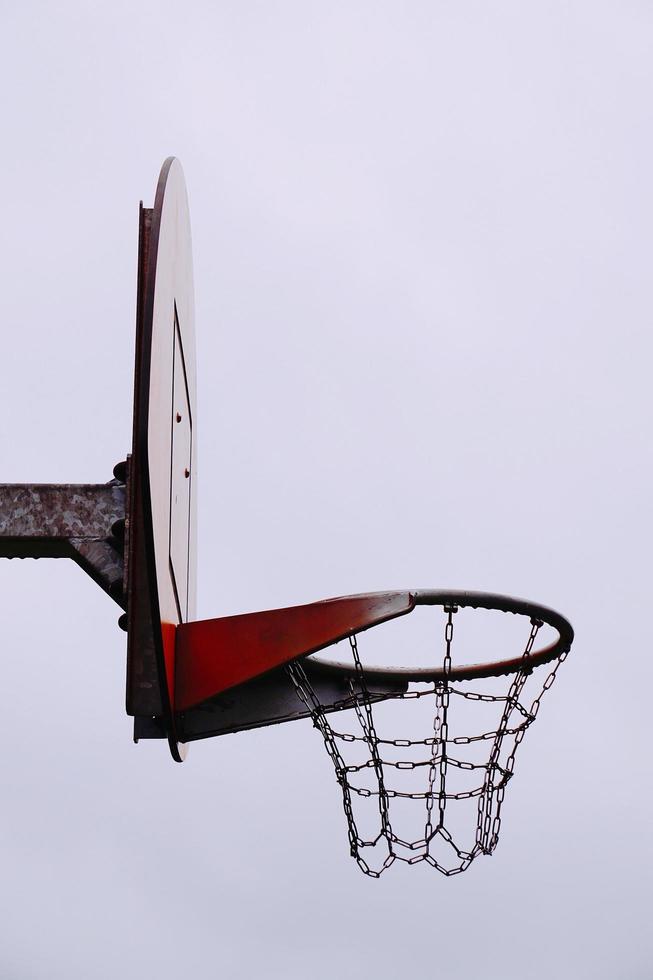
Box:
286 606 567 877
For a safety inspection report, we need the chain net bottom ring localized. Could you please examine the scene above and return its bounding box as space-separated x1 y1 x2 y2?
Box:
286 605 569 877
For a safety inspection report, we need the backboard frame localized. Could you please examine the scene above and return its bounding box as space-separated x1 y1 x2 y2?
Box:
126 157 197 761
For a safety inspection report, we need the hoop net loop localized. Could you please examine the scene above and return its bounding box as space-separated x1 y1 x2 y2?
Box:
286 592 572 877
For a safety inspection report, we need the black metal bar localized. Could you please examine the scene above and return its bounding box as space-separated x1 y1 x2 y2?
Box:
165 663 408 743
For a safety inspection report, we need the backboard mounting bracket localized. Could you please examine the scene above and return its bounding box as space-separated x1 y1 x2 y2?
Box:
0 465 128 610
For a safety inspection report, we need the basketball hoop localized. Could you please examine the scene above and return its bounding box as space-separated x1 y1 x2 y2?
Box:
0 157 576 879
286 591 573 877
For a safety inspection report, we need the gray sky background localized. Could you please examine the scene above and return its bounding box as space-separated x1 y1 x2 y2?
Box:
1 3 651 978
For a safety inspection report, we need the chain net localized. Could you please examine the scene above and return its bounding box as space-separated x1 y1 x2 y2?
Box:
286 604 568 877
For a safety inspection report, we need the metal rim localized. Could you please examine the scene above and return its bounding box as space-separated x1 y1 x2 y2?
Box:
306 589 574 683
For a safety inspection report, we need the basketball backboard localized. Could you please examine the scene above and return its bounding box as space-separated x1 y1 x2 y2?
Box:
126 158 197 761
121 161 413 759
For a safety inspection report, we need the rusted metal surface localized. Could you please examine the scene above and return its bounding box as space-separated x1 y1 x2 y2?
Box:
0 483 125 538
68 539 124 605
0 481 126 608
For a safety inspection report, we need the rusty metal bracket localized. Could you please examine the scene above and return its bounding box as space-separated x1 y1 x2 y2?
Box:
0 464 128 609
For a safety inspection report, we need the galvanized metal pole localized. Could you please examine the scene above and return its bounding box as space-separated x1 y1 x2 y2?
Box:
0 468 127 609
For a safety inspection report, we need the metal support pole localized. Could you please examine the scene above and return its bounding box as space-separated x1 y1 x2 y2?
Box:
0 472 127 609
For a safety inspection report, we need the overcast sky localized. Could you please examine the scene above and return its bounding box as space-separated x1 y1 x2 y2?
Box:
1 3 651 978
